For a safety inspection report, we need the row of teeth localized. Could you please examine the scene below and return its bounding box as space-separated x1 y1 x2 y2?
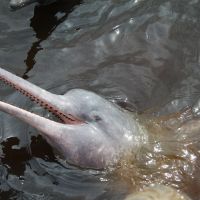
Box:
0 75 76 123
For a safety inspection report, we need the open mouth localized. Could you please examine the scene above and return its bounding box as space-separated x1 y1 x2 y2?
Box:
0 73 82 124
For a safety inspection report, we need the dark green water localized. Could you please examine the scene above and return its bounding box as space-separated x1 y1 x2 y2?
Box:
1 0 200 199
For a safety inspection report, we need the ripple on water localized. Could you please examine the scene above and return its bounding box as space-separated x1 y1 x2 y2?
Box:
1 0 200 199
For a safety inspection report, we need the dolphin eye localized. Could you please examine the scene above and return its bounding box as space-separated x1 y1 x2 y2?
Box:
80 113 102 122
93 115 102 122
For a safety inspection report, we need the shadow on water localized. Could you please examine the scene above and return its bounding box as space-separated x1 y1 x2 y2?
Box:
1 136 56 176
23 0 82 78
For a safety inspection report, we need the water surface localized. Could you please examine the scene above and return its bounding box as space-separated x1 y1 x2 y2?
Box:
1 0 200 199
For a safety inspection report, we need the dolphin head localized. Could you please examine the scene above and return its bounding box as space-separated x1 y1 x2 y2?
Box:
0 68 148 169
52 89 148 168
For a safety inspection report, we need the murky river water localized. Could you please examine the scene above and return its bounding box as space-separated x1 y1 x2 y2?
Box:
1 0 200 199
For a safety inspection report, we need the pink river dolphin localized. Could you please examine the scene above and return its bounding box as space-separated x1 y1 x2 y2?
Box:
0 67 148 169
0 67 200 171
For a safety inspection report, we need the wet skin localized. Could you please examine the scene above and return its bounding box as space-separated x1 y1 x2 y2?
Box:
0 67 148 169
124 185 191 200
0 67 200 170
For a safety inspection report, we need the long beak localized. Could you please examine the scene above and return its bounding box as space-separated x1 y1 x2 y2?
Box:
0 67 82 124
0 101 62 136
0 100 113 169
0 100 88 165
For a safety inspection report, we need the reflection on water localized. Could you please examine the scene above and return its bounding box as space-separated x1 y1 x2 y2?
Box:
1 0 200 199
24 0 82 77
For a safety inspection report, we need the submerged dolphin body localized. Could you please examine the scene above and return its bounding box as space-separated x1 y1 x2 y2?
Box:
0 67 148 169
124 185 191 200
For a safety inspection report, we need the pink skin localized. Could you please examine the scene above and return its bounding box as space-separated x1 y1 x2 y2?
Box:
0 67 146 169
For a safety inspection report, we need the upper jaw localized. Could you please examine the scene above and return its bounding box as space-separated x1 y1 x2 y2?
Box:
0 67 82 124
